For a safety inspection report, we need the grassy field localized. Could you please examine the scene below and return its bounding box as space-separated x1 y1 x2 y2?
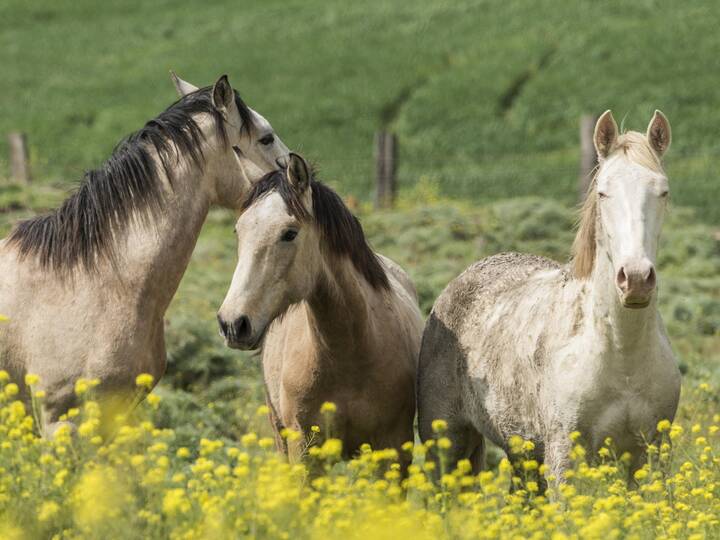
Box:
1 1 719 536
0 189 718 538
1 0 719 221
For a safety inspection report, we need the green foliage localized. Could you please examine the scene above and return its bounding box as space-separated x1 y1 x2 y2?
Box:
1 0 719 220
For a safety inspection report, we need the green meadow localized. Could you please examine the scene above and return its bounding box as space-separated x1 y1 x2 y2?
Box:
0 0 718 439
1 0 719 220
1 3 720 536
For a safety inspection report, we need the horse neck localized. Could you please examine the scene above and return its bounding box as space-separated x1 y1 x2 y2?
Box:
304 253 374 364
587 236 660 357
111 151 212 317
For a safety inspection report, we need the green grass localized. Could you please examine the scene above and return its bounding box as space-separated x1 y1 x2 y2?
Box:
1 0 719 221
0 0 718 442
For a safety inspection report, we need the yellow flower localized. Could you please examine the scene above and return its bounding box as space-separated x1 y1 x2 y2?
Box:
258 437 274 449
162 488 191 516
78 418 99 437
24 374 39 386
241 433 258 447
72 467 125 528
176 447 190 458
634 469 648 481
509 435 525 454
320 438 343 458
74 379 89 396
431 419 448 433
256 404 269 416
53 470 69 487
38 501 60 522
441 474 457 488
437 437 452 450
4 383 19 397
657 419 672 432
0 370 9 382
0 314 8 322
135 373 154 389
320 401 337 414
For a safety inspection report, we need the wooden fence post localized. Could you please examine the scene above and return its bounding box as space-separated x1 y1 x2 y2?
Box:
578 114 598 201
374 131 397 209
8 132 31 184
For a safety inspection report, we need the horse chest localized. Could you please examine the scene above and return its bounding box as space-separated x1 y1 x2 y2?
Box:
278 356 412 449
579 383 653 450
568 357 677 452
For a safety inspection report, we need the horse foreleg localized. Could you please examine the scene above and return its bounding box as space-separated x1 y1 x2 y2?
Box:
543 435 572 487
264 393 288 456
468 436 486 474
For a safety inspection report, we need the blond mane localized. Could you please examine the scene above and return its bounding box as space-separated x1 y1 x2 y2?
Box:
570 131 665 279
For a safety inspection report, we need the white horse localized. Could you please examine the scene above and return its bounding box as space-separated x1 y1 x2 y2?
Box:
417 110 681 482
217 154 423 468
0 74 289 436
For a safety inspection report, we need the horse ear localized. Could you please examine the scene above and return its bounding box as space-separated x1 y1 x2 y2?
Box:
211 74 234 111
287 153 311 193
169 71 198 97
646 110 671 156
594 110 619 158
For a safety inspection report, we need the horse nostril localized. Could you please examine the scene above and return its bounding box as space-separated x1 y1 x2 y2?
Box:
217 315 229 337
233 315 252 341
616 266 628 291
645 266 656 288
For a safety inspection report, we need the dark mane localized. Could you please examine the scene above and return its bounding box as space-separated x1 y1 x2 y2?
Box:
8 86 256 273
243 170 390 291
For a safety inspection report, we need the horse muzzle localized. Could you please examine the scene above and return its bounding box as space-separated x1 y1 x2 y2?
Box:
217 314 265 350
616 259 656 310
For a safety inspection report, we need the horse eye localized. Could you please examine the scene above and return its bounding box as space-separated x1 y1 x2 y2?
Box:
281 229 298 242
660 190 669 198
598 192 609 199
259 134 275 146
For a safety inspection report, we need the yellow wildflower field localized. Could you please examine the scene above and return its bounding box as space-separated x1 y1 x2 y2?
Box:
0 372 718 539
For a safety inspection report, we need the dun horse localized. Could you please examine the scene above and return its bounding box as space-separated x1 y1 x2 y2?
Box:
217 154 423 466
417 111 681 482
0 75 289 436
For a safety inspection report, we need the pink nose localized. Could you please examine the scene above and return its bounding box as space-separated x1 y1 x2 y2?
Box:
616 260 656 307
